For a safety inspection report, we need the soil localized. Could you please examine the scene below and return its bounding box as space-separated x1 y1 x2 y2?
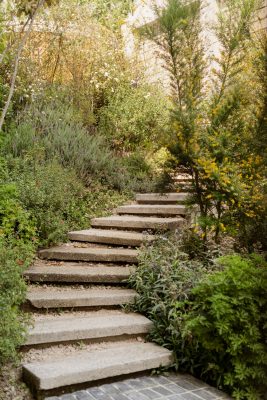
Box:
0 364 33 400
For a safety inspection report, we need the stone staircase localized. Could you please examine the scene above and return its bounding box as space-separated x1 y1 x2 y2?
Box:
22 191 191 398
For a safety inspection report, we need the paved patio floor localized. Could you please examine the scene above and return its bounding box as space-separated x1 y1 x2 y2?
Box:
45 373 232 400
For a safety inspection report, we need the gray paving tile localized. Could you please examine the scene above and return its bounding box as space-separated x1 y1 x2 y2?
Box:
153 385 173 396
173 380 202 391
179 393 203 400
127 378 149 390
88 388 112 400
101 384 121 395
127 391 150 400
165 383 187 394
113 382 132 393
193 389 217 400
55 374 231 400
60 395 77 400
76 392 95 400
153 376 173 385
139 388 163 399
110 393 129 400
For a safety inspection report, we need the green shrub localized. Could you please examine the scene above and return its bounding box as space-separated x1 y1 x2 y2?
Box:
129 236 267 399
7 158 90 246
0 239 33 365
3 101 126 189
0 159 36 243
3 98 162 192
98 83 169 153
128 234 219 369
183 254 267 399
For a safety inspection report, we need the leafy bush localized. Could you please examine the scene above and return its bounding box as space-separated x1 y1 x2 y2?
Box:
3 101 126 188
98 83 169 153
130 236 267 399
0 239 33 365
184 254 267 399
3 99 161 192
6 158 90 246
128 234 219 369
0 159 36 243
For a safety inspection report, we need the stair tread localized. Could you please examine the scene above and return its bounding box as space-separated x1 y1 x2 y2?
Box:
39 245 139 263
25 312 152 345
135 193 189 203
93 215 183 221
91 215 184 231
22 341 173 390
68 229 154 246
24 262 134 283
27 287 137 308
116 204 187 215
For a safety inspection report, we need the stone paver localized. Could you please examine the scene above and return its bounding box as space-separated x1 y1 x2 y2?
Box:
45 373 232 400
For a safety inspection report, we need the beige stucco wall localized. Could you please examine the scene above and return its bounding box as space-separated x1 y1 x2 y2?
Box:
122 0 267 90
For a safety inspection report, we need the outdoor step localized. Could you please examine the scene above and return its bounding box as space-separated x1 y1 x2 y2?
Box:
24 261 134 283
68 229 154 246
91 215 184 231
135 192 189 204
39 246 138 263
27 287 137 309
116 204 187 216
22 341 173 391
25 311 153 345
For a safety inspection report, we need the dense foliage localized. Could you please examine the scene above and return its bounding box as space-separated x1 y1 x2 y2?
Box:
0 0 166 367
184 254 267 399
142 0 267 249
130 237 267 399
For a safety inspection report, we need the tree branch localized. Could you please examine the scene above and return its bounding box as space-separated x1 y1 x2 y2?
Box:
0 0 46 131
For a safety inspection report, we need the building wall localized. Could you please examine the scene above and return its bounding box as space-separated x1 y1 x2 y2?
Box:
122 0 267 89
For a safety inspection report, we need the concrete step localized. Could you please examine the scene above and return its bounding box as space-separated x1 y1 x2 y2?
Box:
68 229 154 247
24 261 134 283
22 341 173 391
27 287 137 309
39 245 138 263
116 204 187 216
25 311 153 345
135 193 189 204
91 215 184 231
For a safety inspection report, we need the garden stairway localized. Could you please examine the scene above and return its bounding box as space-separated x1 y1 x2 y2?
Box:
22 190 191 398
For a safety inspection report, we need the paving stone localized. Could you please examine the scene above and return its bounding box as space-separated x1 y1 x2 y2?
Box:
127 378 149 390
173 380 202 391
137 377 156 386
87 387 110 399
127 392 149 400
193 389 217 399
153 385 173 396
152 376 172 385
165 384 187 394
60 395 77 400
179 393 204 400
101 384 121 395
75 391 95 400
139 388 162 399
54 374 231 400
113 382 132 393
110 394 129 400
